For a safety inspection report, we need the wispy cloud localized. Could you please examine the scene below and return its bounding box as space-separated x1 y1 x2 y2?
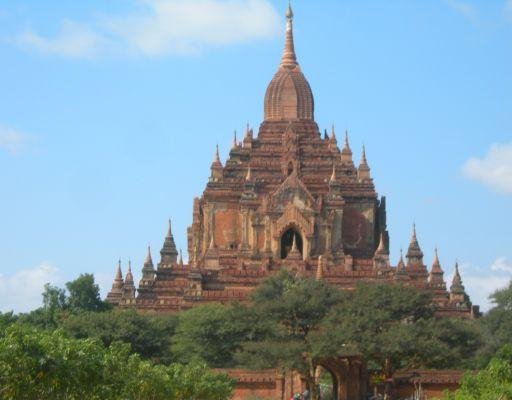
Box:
18 20 105 59
0 124 30 154
462 142 512 195
505 0 512 21
0 262 64 313
16 0 280 59
446 0 478 22
491 257 512 274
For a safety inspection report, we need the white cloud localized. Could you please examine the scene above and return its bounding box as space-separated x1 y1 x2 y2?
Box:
491 257 512 273
0 124 30 154
18 20 106 59
446 0 477 21
462 142 512 195
0 262 64 313
17 0 280 59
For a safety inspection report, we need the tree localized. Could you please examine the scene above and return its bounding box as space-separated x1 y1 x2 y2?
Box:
62 309 177 364
421 318 483 370
42 283 67 312
0 311 16 335
477 280 512 365
0 324 233 400
237 270 344 400
66 273 109 313
320 282 438 376
171 303 263 367
443 344 512 400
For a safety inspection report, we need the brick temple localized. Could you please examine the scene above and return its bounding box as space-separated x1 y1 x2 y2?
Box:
106 4 478 319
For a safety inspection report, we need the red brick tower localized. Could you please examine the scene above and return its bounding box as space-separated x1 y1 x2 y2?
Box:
106 5 478 318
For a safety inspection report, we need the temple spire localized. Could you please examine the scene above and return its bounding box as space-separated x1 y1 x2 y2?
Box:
449 261 470 307
344 131 350 150
396 248 406 273
178 249 184 267
106 259 124 305
330 125 336 141
450 262 464 293
210 144 223 182
125 260 134 285
115 259 123 281
357 145 371 180
166 218 172 238
145 245 153 265
160 218 178 265
341 130 353 165
140 245 156 284
232 130 237 149
431 248 443 273
122 260 136 301
406 223 424 266
280 2 298 69
429 247 445 287
213 144 221 165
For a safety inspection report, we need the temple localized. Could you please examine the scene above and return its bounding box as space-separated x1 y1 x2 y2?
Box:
106 4 478 319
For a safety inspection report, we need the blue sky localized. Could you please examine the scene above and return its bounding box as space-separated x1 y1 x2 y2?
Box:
0 0 511 312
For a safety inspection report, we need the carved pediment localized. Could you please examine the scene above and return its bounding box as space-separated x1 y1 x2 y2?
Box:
275 203 315 238
270 170 317 213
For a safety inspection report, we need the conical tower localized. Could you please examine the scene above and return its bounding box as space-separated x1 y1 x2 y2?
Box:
122 260 136 303
357 145 371 181
406 224 424 267
140 246 155 282
395 249 407 276
449 262 470 307
159 219 178 267
429 248 446 288
341 130 354 166
106 259 124 305
138 246 156 301
209 145 223 182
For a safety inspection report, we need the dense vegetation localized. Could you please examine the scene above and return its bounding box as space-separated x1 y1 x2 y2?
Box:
1 272 511 399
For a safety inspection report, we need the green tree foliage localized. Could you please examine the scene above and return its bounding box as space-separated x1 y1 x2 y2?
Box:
42 283 67 312
443 345 512 400
16 274 111 330
236 270 343 399
421 318 484 370
66 273 110 313
171 302 269 367
231 273 483 399
0 312 16 335
62 309 177 364
477 281 512 365
319 282 434 374
0 324 233 400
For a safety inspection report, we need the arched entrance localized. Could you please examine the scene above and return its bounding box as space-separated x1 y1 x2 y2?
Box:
317 366 338 400
280 228 303 259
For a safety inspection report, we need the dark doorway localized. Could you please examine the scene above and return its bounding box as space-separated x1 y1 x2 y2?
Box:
280 228 303 259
